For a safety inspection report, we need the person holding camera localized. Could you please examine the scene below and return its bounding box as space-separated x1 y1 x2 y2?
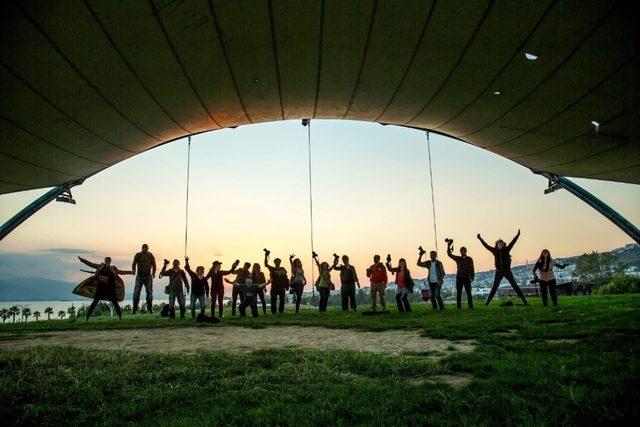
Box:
206 259 240 318
385 255 415 313
313 252 335 312
333 254 360 311
252 263 269 315
289 255 307 314
159 259 190 319
366 255 388 312
184 257 209 319
477 230 528 306
446 239 475 309
264 249 289 314
417 247 445 310
532 249 567 307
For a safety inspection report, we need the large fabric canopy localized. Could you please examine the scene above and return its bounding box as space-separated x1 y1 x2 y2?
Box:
1 0 638 194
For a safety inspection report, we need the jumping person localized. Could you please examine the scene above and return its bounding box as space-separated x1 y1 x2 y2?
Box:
386 255 415 313
478 230 528 306
446 240 475 309
159 259 190 318
264 249 289 314
366 255 388 312
312 252 335 312
532 249 567 307
252 263 269 315
417 248 445 310
225 262 252 316
206 260 239 318
333 255 360 311
289 255 307 314
184 257 209 318
79 256 133 320
230 274 269 318
131 244 157 314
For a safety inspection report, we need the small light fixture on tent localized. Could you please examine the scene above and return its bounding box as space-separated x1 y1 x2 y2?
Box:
55 188 76 204
524 52 538 61
591 120 600 133
302 118 310 126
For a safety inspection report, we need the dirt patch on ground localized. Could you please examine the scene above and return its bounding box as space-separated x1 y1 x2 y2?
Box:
492 328 518 336
408 374 472 389
544 338 580 345
0 326 476 356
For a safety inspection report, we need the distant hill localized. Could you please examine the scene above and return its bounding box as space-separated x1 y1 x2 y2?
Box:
0 277 78 301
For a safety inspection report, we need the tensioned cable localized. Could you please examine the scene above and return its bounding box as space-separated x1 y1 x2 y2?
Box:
303 119 316 298
184 135 192 258
426 131 439 252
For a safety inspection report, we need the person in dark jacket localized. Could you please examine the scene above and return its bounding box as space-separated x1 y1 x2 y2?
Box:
131 244 157 314
159 259 190 318
225 262 252 316
417 248 446 310
252 263 269 315
333 255 360 311
229 273 270 318
185 257 209 318
79 256 133 320
446 240 475 309
386 255 414 312
478 230 527 306
264 249 289 314
206 260 239 318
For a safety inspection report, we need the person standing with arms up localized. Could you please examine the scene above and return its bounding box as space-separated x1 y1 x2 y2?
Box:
184 257 209 318
230 274 270 318
366 255 388 312
334 254 360 311
206 260 239 318
289 255 307 314
131 244 157 314
79 256 133 320
252 263 269 315
478 230 528 306
446 240 475 309
386 255 415 313
264 249 289 314
532 249 567 308
417 247 446 310
159 259 190 318
313 252 335 312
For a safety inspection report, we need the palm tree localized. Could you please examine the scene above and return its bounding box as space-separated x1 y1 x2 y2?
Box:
0 308 9 323
57 310 66 320
67 304 77 318
8 305 20 323
21 307 32 322
44 307 54 320
33 311 41 321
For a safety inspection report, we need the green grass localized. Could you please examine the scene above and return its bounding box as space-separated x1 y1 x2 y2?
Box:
1 295 639 425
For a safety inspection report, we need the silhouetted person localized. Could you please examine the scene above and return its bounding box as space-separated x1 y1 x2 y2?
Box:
79 256 132 320
533 249 567 307
226 263 252 316
334 255 360 311
366 255 388 312
131 244 157 314
478 230 527 306
417 249 445 310
264 249 289 314
386 255 414 313
206 260 239 318
313 252 335 312
159 259 190 318
230 274 269 318
185 257 209 318
289 255 307 314
447 240 475 309
252 263 268 315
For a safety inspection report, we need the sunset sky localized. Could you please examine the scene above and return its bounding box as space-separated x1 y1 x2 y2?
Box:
1 120 639 292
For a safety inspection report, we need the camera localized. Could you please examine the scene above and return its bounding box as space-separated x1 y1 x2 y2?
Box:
312 251 318 258
333 253 339 259
386 254 391 263
263 248 270 256
418 246 425 255
163 259 170 265
445 238 453 245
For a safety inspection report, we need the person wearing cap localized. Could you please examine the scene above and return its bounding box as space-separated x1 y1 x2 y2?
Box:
206 259 239 317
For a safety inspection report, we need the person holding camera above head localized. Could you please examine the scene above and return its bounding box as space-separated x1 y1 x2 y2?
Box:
131 244 157 314
159 259 190 319
446 239 475 309
228 269 270 318
312 251 335 312
417 247 445 310
532 249 567 308
289 255 307 314
184 257 209 319
333 254 360 311
385 255 415 313
477 230 528 306
252 263 269 315
264 249 289 314
206 259 240 318
366 255 388 312
225 262 252 316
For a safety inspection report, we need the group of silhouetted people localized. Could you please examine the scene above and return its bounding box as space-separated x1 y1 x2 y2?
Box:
78 229 568 320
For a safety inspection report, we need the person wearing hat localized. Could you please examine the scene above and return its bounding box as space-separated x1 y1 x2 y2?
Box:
206 259 240 318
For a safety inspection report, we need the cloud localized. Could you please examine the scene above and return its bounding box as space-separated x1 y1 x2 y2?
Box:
40 248 96 255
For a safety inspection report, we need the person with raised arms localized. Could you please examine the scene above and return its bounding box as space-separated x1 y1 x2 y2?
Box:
289 254 307 314
312 251 336 312
386 255 415 313
477 230 528 306
206 259 240 318
417 247 446 310
225 262 252 316
366 255 388 312
264 249 289 314
184 257 209 319
333 254 360 311
252 263 269 315
78 256 133 321
159 259 190 318
229 270 270 318
446 239 475 309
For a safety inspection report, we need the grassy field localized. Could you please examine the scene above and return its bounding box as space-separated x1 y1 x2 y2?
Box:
1 295 639 425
